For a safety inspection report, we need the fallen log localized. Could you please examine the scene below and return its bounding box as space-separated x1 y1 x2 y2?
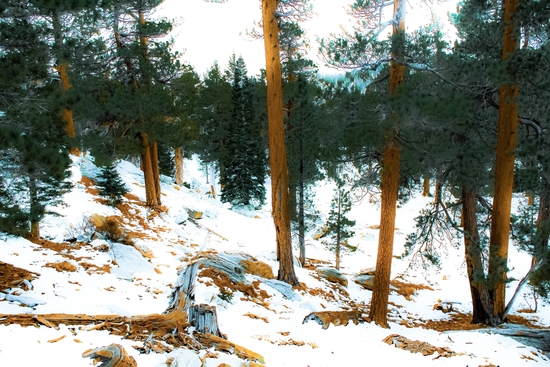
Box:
0 261 265 364
82 343 137 367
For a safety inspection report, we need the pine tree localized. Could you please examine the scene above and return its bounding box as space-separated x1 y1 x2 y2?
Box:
262 0 299 285
0 1 72 238
221 56 267 208
96 161 129 206
323 184 356 270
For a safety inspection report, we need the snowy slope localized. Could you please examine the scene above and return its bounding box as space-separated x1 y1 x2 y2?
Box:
0 154 548 367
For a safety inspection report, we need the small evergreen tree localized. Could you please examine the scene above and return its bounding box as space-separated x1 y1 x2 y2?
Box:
323 182 356 270
96 161 128 206
220 55 267 208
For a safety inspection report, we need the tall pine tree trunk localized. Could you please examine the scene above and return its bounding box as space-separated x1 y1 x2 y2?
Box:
422 175 430 197
368 0 405 328
298 169 306 266
462 187 501 326
336 189 341 270
151 141 161 205
28 177 40 239
174 147 184 185
52 11 78 155
488 0 520 318
140 133 158 208
533 185 550 262
262 0 298 285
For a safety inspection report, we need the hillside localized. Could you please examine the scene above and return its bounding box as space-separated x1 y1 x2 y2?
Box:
0 155 548 366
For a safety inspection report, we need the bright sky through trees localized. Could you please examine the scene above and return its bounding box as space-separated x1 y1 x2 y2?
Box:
159 0 458 75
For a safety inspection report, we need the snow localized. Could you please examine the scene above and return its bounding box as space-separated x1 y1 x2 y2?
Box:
0 154 548 366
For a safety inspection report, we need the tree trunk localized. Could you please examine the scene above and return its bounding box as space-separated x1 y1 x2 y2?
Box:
151 140 161 205
488 0 520 318
140 133 158 208
51 11 79 156
533 189 550 261
336 189 341 270
462 188 501 326
262 0 298 285
369 139 401 328
174 147 184 185
422 176 430 197
368 0 405 328
298 177 306 266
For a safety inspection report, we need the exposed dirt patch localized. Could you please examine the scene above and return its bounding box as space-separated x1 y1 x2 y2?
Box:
79 262 111 274
0 261 39 292
45 261 78 272
404 311 545 332
390 278 434 301
80 176 99 196
244 312 269 323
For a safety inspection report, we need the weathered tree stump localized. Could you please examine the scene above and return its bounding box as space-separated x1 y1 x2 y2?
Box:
0 261 265 364
189 304 224 338
82 343 137 367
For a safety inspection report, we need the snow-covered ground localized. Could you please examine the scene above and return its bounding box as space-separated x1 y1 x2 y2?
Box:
0 155 548 366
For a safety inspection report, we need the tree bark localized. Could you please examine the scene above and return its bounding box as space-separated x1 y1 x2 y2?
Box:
262 0 298 285
422 176 430 197
298 177 306 266
368 0 405 328
488 0 520 318
140 133 158 208
52 10 78 155
369 139 401 328
336 189 341 270
462 188 501 326
174 147 184 185
151 140 161 205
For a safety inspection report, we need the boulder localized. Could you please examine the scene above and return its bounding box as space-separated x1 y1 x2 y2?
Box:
315 267 348 287
354 274 375 290
358 267 376 276
263 279 301 301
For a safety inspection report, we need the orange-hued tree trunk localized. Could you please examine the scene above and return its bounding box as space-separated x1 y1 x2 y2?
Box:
262 0 298 285
55 64 79 155
488 0 520 319
175 147 184 185
368 0 405 328
151 141 161 205
140 133 159 208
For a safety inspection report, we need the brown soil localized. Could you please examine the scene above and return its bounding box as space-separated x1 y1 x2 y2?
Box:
404 311 545 332
390 278 434 301
45 261 78 272
0 261 39 292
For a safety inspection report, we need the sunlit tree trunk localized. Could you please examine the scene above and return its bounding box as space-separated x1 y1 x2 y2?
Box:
140 133 158 208
488 0 520 318
262 0 298 285
462 188 500 326
174 147 184 185
368 0 405 328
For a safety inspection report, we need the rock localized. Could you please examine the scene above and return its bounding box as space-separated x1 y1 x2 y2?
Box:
382 334 454 357
186 209 203 219
303 311 365 329
358 267 376 276
354 274 375 290
263 279 301 301
174 210 189 224
315 267 348 287
132 240 155 259
89 213 106 229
